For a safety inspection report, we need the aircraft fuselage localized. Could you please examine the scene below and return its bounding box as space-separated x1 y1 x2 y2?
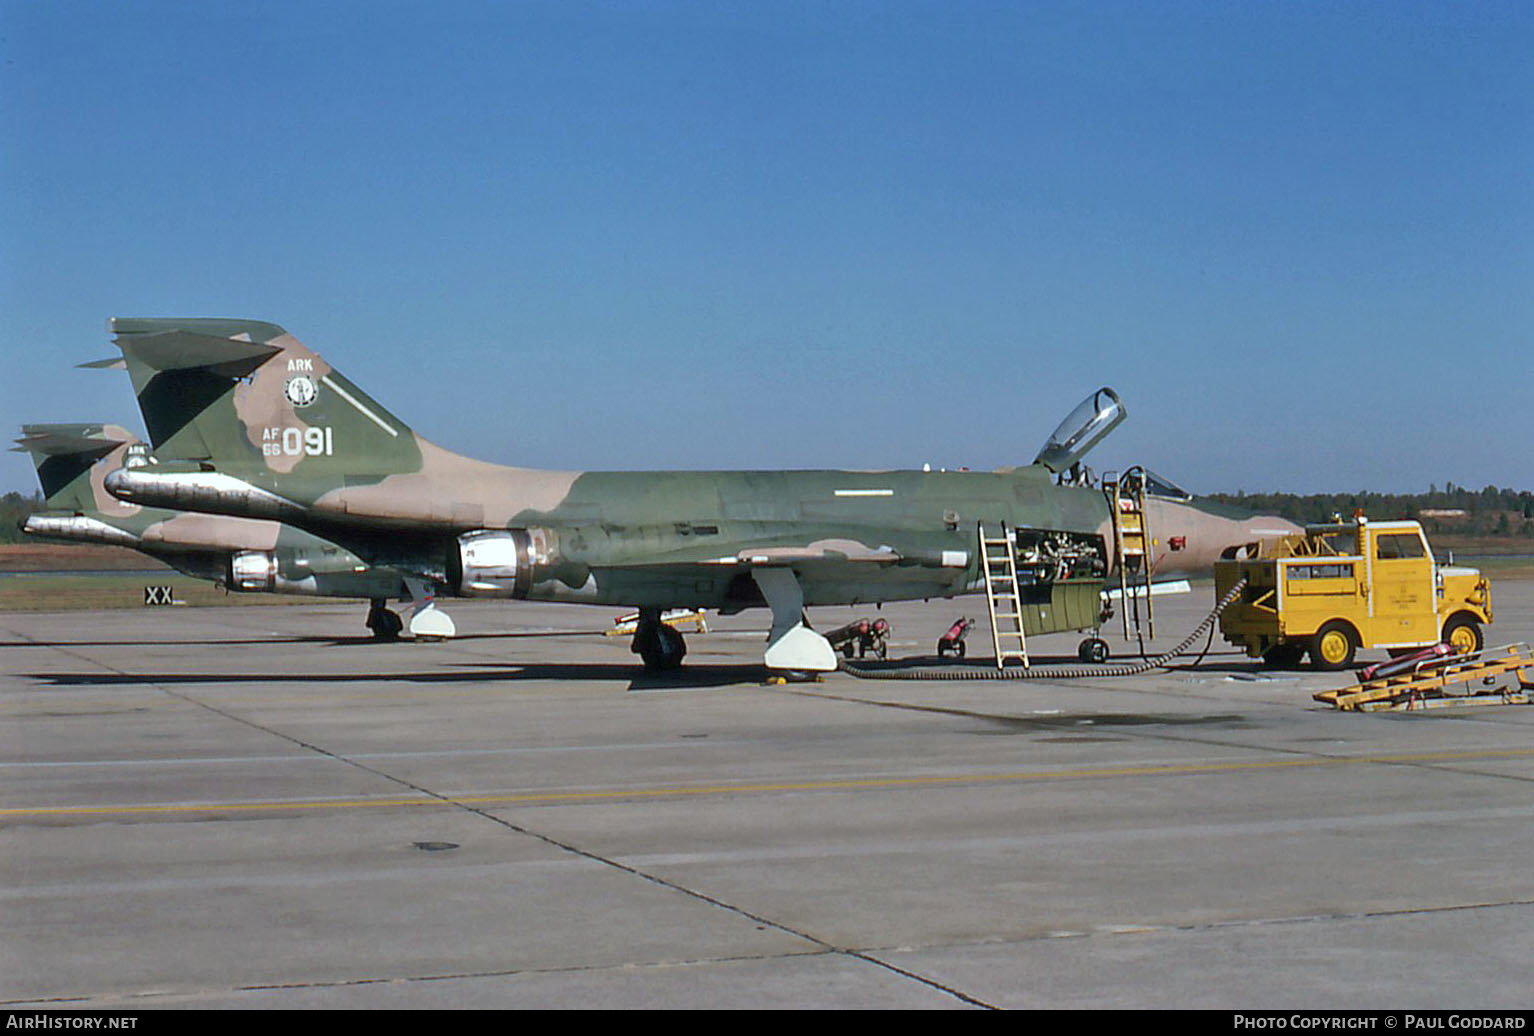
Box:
108 458 1292 619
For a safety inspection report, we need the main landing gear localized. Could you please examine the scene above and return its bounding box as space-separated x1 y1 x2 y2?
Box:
631 607 687 672
403 577 456 641
366 598 403 641
365 579 457 642
753 568 836 679
628 569 838 679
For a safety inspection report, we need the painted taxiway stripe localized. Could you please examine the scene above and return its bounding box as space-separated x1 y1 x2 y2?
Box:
5 746 1534 819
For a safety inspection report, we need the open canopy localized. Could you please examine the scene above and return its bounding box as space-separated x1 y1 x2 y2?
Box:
1032 387 1126 473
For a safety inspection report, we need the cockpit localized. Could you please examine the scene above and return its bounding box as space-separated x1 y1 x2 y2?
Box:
1029 387 1198 500
1032 387 1127 475
1140 469 1192 501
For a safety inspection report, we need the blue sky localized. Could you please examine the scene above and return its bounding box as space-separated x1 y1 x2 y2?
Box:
3 1 1529 496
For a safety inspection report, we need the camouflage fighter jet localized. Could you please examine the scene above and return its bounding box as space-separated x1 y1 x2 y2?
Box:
100 318 1297 673
14 422 448 639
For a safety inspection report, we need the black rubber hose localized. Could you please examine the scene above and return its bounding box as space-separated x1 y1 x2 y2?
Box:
839 577 1248 681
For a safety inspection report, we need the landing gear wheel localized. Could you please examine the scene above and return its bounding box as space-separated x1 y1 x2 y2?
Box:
635 620 687 672
1309 621 1357 671
1078 638 1110 664
1262 643 1305 669
366 606 403 641
1442 615 1483 656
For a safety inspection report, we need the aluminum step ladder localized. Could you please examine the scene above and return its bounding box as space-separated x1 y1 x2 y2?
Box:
978 521 1029 669
1109 467 1155 641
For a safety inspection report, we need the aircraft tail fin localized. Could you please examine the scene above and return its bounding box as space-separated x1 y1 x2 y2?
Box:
12 424 136 513
110 318 421 476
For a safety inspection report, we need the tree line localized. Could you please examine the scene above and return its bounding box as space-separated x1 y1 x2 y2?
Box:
1204 485 1534 538
0 492 42 544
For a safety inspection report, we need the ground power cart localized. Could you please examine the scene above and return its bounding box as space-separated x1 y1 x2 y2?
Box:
1214 518 1491 670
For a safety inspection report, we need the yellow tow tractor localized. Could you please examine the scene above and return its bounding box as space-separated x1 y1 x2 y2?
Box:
1214 517 1492 671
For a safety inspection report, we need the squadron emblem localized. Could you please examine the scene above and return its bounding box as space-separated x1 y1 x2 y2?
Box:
284 375 318 408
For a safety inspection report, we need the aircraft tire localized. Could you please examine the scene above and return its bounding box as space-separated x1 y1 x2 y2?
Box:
1078 638 1109 664
368 607 403 641
640 624 687 672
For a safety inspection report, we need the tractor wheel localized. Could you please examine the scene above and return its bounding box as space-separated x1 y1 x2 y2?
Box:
1442 615 1483 656
1309 621 1357 671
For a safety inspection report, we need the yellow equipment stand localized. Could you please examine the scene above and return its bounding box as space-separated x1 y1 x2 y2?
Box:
605 609 710 637
1314 643 1534 712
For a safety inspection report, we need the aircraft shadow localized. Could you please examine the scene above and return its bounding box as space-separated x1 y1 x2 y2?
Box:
25 662 772 691
0 630 608 650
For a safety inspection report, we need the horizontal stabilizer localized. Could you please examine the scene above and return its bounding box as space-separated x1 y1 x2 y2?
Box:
12 423 129 459
111 316 288 343
77 357 126 370
14 424 136 508
111 328 281 379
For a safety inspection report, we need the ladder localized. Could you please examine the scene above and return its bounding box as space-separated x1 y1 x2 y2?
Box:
1110 467 1155 640
978 522 1029 668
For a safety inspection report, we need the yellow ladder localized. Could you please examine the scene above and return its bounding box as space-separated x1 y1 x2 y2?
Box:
979 522 1029 669
1110 468 1155 640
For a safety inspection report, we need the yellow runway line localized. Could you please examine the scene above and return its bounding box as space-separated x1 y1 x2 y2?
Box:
6 745 1534 819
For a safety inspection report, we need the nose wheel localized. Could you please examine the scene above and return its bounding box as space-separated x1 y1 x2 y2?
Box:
1077 637 1110 664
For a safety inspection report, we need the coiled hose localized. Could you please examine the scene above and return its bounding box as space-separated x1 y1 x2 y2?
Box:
838 577 1248 681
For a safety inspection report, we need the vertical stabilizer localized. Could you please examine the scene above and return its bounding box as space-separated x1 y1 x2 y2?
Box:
110 318 423 485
